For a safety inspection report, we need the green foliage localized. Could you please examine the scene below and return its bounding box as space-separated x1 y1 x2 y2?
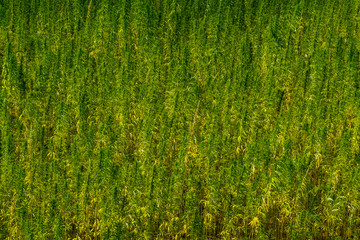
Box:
1 0 360 239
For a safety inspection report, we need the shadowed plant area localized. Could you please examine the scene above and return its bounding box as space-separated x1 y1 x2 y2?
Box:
1 0 360 239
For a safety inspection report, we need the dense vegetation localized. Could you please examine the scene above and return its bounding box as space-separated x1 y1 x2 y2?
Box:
1 0 360 239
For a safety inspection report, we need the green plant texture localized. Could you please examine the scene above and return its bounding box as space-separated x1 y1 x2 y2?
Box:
1 0 360 239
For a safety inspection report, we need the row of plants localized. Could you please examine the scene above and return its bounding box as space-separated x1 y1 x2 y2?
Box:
1 0 360 239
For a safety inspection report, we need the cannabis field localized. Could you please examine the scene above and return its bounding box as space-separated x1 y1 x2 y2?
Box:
1 0 360 239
